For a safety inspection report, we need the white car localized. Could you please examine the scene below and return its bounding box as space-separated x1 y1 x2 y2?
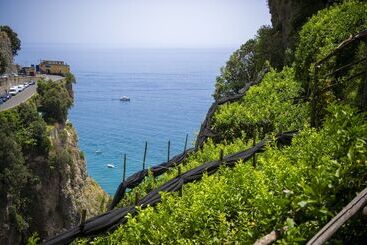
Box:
9 86 20 96
17 85 25 91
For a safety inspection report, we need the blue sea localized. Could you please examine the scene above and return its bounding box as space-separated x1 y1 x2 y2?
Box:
16 44 234 194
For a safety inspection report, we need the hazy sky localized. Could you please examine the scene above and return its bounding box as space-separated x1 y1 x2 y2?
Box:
0 0 271 48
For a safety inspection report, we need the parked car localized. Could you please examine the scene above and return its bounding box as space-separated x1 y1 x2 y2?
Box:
9 86 20 95
17 85 25 91
1 74 8 79
5 93 11 100
24 82 30 88
0 93 11 103
30 80 36 85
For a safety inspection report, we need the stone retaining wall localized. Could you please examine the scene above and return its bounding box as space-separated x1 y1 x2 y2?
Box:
0 76 41 94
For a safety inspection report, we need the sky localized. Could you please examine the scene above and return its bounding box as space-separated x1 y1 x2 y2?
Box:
0 0 271 48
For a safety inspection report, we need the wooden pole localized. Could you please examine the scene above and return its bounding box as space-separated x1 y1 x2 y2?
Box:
178 166 182 176
167 140 171 162
219 149 224 163
123 154 127 182
252 129 256 168
184 134 188 152
142 141 147 170
307 186 367 245
217 149 224 180
80 209 87 231
311 65 320 128
362 206 367 218
135 192 139 206
178 166 182 197
360 40 367 111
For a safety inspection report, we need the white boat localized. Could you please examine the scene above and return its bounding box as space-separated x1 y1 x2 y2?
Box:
107 163 115 168
120 96 130 101
95 149 102 154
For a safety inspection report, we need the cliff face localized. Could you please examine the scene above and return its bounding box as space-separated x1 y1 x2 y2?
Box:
25 123 109 241
267 0 332 50
0 118 109 244
0 31 13 74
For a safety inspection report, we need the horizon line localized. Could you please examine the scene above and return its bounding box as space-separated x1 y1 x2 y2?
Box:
20 42 240 49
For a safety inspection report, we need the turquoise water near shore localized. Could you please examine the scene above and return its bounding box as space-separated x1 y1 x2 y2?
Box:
16 44 234 194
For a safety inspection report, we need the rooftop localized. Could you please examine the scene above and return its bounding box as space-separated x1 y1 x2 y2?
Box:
40 60 68 65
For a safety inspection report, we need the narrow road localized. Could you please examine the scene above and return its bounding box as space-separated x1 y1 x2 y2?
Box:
0 75 64 112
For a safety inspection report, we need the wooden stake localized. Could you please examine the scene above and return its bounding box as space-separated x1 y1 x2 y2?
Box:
123 154 126 182
252 129 256 168
362 206 367 218
361 41 367 111
219 149 224 163
184 134 188 152
218 149 225 180
311 65 320 128
80 209 87 231
142 141 147 170
178 166 182 197
135 192 139 206
167 140 171 162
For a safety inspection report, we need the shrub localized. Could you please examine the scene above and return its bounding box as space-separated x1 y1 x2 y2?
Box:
89 104 367 244
214 26 283 99
213 67 309 143
295 0 367 94
37 79 73 124
0 25 21 56
49 149 73 169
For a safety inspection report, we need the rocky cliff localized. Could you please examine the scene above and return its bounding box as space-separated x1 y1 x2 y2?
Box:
1 121 109 244
27 123 109 241
0 79 109 244
0 31 13 74
267 0 337 57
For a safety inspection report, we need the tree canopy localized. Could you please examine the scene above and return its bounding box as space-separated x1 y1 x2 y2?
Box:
37 79 74 124
0 32 12 74
213 25 285 100
0 26 21 56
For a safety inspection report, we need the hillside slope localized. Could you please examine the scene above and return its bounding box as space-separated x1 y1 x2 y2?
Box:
0 77 109 244
85 1 367 244
37 1 367 244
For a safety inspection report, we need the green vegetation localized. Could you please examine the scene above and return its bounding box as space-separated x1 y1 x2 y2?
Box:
0 102 48 232
77 1 367 244
213 67 309 143
26 233 40 245
115 138 251 208
0 128 29 231
64 72 76 98
87 104 366 244
0 31 13 74
0 25 21 56
0 26 21 73
268 0 345 66
37 79 74 123
295 0 367 96
0 76 75 238
214 25 284 99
